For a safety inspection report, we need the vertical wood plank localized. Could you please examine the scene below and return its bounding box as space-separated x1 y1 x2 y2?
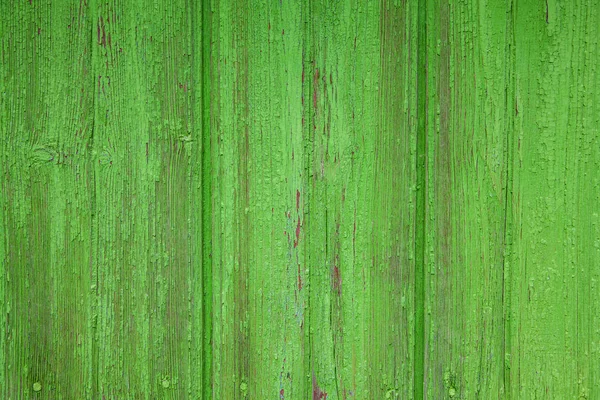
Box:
424 0 512 397
509 0 600 397
206 1 248 397
207 0 309 398
371 2 418 398
90 0 200 397
1 2 95 398
308 1 417 398
244 2 310 398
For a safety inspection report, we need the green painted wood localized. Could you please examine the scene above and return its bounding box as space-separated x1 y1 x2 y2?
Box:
423 1 512 398
1 2 95 397
307 2 417 398
1 1 600 399
508 1 600 398
90 0 202 398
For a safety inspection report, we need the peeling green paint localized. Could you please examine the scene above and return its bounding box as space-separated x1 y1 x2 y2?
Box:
1 0 600 399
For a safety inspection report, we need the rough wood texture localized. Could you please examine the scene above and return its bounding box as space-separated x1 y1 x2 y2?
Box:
423 0 511 397
1 0 599 399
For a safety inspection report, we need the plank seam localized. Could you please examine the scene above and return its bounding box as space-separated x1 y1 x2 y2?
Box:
414 0 427 397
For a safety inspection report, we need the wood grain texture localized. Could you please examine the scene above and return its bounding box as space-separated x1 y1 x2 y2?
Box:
423 0 512 398
508 1 600 398
1 1 95 397
91 0 200 397
1 0 599 399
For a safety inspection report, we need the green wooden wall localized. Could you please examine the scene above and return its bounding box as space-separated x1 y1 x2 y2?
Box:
1 0 599 398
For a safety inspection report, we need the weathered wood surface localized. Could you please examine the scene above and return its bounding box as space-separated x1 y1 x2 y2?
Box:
1 0 599 399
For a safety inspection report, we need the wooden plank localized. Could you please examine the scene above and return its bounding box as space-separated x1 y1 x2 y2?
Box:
90 0 201 397
308 1 418 398
208 1 418 398
0 2 95 398
508 1 600 397
206 1 309 398
423 0 512 398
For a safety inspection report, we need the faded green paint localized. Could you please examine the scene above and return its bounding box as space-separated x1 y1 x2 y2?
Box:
1 0 600 399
